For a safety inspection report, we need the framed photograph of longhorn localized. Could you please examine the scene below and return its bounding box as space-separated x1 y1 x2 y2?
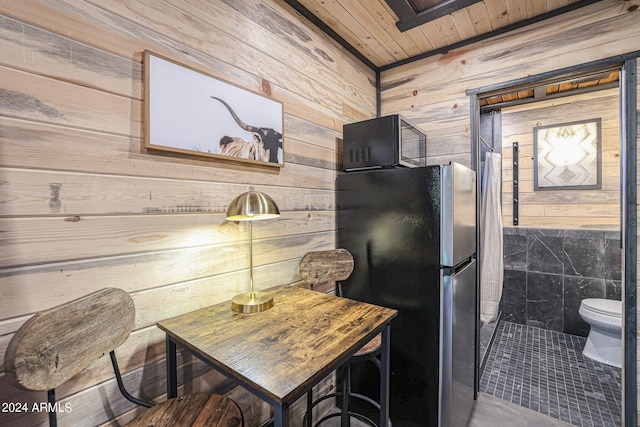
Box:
144 51 284 167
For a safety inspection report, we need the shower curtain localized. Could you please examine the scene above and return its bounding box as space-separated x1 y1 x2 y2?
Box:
480 151 504 323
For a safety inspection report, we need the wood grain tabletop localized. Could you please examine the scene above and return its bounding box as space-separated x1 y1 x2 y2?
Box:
157 284 397 404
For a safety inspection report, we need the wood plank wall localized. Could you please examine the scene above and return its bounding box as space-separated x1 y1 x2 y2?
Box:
0 1 376 426
501 88 620 230
380 0 640 419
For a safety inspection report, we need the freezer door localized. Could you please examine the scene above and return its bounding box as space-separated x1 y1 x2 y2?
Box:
441 163 476 267
440 259 476 427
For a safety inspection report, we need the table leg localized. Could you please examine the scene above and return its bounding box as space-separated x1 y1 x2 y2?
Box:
379 323 391 427
306 390 313 427
166 336 178 399
340 364 350 427
274 403 290 427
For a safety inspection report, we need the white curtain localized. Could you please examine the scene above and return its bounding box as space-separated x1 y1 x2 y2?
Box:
480 152 504 323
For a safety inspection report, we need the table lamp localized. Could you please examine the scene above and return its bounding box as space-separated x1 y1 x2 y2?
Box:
226 188 280 313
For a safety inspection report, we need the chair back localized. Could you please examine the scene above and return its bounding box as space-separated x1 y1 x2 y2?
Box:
5 288 135 392
299 248 354 294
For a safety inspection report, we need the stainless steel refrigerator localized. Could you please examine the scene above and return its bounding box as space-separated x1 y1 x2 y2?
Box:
337 162 477 427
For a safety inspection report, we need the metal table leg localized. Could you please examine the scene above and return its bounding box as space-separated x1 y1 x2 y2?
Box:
166 336 178 398
379 324 391 427
274 403 290 427
341 364 350 427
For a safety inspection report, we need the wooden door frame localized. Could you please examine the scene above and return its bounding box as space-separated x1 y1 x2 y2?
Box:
467 53 638 426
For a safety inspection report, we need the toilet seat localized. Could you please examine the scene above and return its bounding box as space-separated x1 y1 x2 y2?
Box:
581 298 622 318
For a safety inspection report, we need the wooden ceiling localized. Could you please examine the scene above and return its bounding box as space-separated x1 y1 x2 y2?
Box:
287 0 599 70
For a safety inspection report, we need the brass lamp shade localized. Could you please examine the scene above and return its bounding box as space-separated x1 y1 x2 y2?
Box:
226 190 280 221
226 190 280 313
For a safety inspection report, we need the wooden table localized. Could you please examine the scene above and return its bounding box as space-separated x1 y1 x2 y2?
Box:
157 284 397 427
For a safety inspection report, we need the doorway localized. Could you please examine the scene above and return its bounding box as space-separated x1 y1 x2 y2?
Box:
468 57 637 426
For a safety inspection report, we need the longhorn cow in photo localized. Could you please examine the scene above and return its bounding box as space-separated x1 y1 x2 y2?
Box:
211 96 282 164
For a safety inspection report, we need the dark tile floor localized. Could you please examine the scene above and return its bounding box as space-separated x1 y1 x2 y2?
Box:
480 321 622 427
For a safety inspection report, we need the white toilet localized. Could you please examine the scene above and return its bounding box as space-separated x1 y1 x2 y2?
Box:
578 298 622 368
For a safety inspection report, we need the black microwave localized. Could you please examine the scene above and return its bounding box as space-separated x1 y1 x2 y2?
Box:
342 114 427 171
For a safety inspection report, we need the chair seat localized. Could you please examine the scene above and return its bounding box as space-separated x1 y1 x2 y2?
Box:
127 393 242 427
354 333 382 358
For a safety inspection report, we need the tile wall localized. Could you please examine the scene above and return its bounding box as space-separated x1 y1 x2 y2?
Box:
500 227 622 336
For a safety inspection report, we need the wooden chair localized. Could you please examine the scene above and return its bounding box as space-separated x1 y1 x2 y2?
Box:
4 288 243 427
299 249 383 427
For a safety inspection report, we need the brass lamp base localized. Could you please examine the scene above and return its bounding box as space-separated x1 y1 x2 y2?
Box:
231 291 274 313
